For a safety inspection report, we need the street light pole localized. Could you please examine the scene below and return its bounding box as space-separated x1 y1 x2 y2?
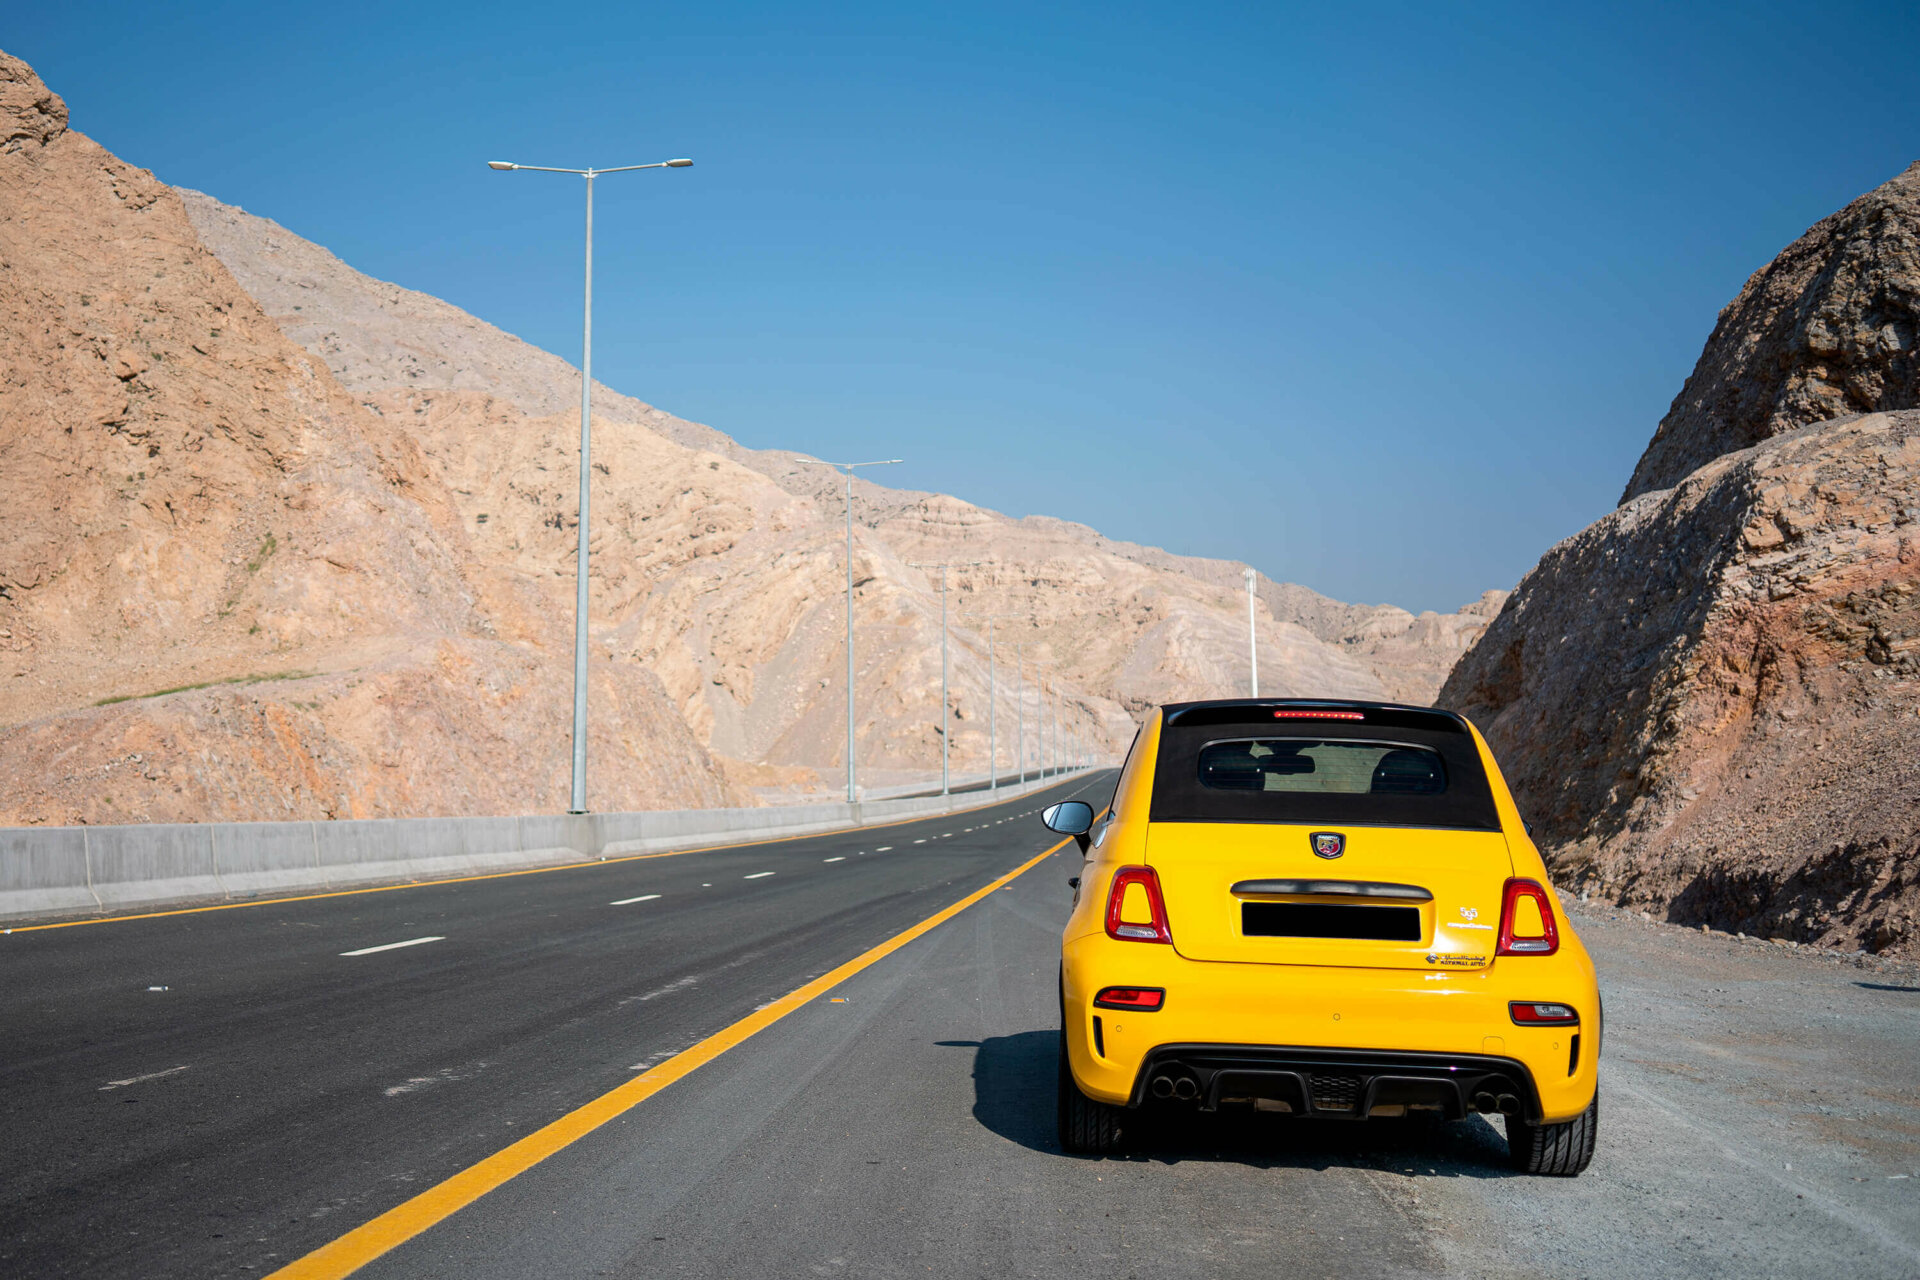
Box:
800 459 903 803
1244 565 1259 699
909 561 982 798
1015 642 1028 786
1036 671 1052 782
964 613 1018 793
487 156 692 814
1036 667 1049 779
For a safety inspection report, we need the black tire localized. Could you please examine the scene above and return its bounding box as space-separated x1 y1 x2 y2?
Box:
1057 1030 1127 1155
1507 1088 1598 1176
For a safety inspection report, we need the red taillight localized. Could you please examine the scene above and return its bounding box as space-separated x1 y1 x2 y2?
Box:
1509 1001 1579 1025
1093 986 1166 1011
1496 877 1560 956
1272 709 1365 721
1105 865 1173 944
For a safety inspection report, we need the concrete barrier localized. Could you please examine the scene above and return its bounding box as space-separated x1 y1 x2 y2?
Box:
0 770 1098 922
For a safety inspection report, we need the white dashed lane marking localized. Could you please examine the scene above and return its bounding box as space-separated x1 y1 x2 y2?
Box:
99 1065 191 1092
875 846 893 852
743 872 776 880
823 856 845 863
341 937 445 957
609 894 661 905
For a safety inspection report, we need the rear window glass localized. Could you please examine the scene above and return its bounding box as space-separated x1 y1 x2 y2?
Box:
1150 707 1500 831
1198 739 1446 796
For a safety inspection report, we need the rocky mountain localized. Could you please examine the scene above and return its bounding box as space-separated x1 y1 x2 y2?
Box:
173 185 1504 798
0 50 729 823
1623 162 1920 502
179 187 1499 709
1443 164 1920 956
0 47 1500 824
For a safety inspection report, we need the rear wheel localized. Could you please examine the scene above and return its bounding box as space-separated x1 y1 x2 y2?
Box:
1057 1030 1126 1155
1507 1089 1598 1176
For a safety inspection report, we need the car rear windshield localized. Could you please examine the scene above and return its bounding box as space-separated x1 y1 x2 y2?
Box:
1151 707 1501 830
1198 739 1447 795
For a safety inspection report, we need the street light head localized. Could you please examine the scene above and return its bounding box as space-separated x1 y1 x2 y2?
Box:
487 161 517 170
666 158 694 168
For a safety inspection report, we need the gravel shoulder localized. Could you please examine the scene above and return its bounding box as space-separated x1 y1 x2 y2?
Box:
1401 901 1920 1278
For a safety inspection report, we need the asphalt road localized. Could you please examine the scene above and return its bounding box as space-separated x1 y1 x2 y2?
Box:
6 773 1918 1279
0 774 1109 1278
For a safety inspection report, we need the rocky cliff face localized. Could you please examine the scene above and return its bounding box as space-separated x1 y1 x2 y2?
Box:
172 185 1504 799
0 50 730 823
1445 412 1919 953
1623 162 1920 502
180 188 1497 708
0 47 1501 824
1443 163 1920 955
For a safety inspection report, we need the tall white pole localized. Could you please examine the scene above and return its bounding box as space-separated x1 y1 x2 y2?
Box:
911 563 980 798
844 467 856 804
568 174 595 813
793 458 899 805
969 613 1015 792
936 568 948 796
1040 673 1049 778
1045 676 1053 777
1244 565 1259 699
486 156 689 815
987 624 996 792
1016 644 1026 786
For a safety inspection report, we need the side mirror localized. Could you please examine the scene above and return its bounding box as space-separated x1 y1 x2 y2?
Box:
1042 801 1096 853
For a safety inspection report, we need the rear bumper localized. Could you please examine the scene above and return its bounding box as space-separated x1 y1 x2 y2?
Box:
1129 1043 1541 1121
1062 929 1600 1122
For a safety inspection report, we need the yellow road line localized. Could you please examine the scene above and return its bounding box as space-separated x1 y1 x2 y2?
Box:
267 836 1073 1280
5 777 1093 935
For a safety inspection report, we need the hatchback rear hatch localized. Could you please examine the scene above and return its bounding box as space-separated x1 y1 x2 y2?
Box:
1143 702 1512 972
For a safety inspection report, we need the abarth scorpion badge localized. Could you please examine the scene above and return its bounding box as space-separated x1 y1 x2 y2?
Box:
1311 831 1346 859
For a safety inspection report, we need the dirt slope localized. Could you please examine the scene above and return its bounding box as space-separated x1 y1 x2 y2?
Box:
178 188 1499 714
0 50 730 823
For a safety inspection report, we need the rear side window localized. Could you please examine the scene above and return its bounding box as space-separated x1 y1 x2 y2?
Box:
1108 726 1143 818
1198 739 1446 796
1151 708 1499 831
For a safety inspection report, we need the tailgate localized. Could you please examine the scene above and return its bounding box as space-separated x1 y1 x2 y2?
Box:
1149 821 1514 971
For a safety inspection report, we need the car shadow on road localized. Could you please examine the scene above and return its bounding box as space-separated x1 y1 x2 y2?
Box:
946 1029 1521 1179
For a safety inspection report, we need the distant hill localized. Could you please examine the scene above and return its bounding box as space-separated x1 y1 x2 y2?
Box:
178 189 1504 711
174 186 1504 797
0 46 1501 823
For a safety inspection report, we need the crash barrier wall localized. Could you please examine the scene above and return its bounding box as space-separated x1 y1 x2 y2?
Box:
0 769 1100 921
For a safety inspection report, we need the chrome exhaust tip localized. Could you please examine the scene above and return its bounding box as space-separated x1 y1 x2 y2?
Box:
1497 1094 1522 1116
1172 1077 1199 1101
1472 1091 1499 1114
1150 1075 1175 1099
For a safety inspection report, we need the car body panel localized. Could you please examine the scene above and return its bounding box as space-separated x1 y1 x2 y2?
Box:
1060 700 1601 1125
1148 822 1513 970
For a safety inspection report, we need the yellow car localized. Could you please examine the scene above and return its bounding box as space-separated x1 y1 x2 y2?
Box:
1044 698 1600 1175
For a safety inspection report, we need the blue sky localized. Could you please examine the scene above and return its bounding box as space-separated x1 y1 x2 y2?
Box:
12 1 1917 611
